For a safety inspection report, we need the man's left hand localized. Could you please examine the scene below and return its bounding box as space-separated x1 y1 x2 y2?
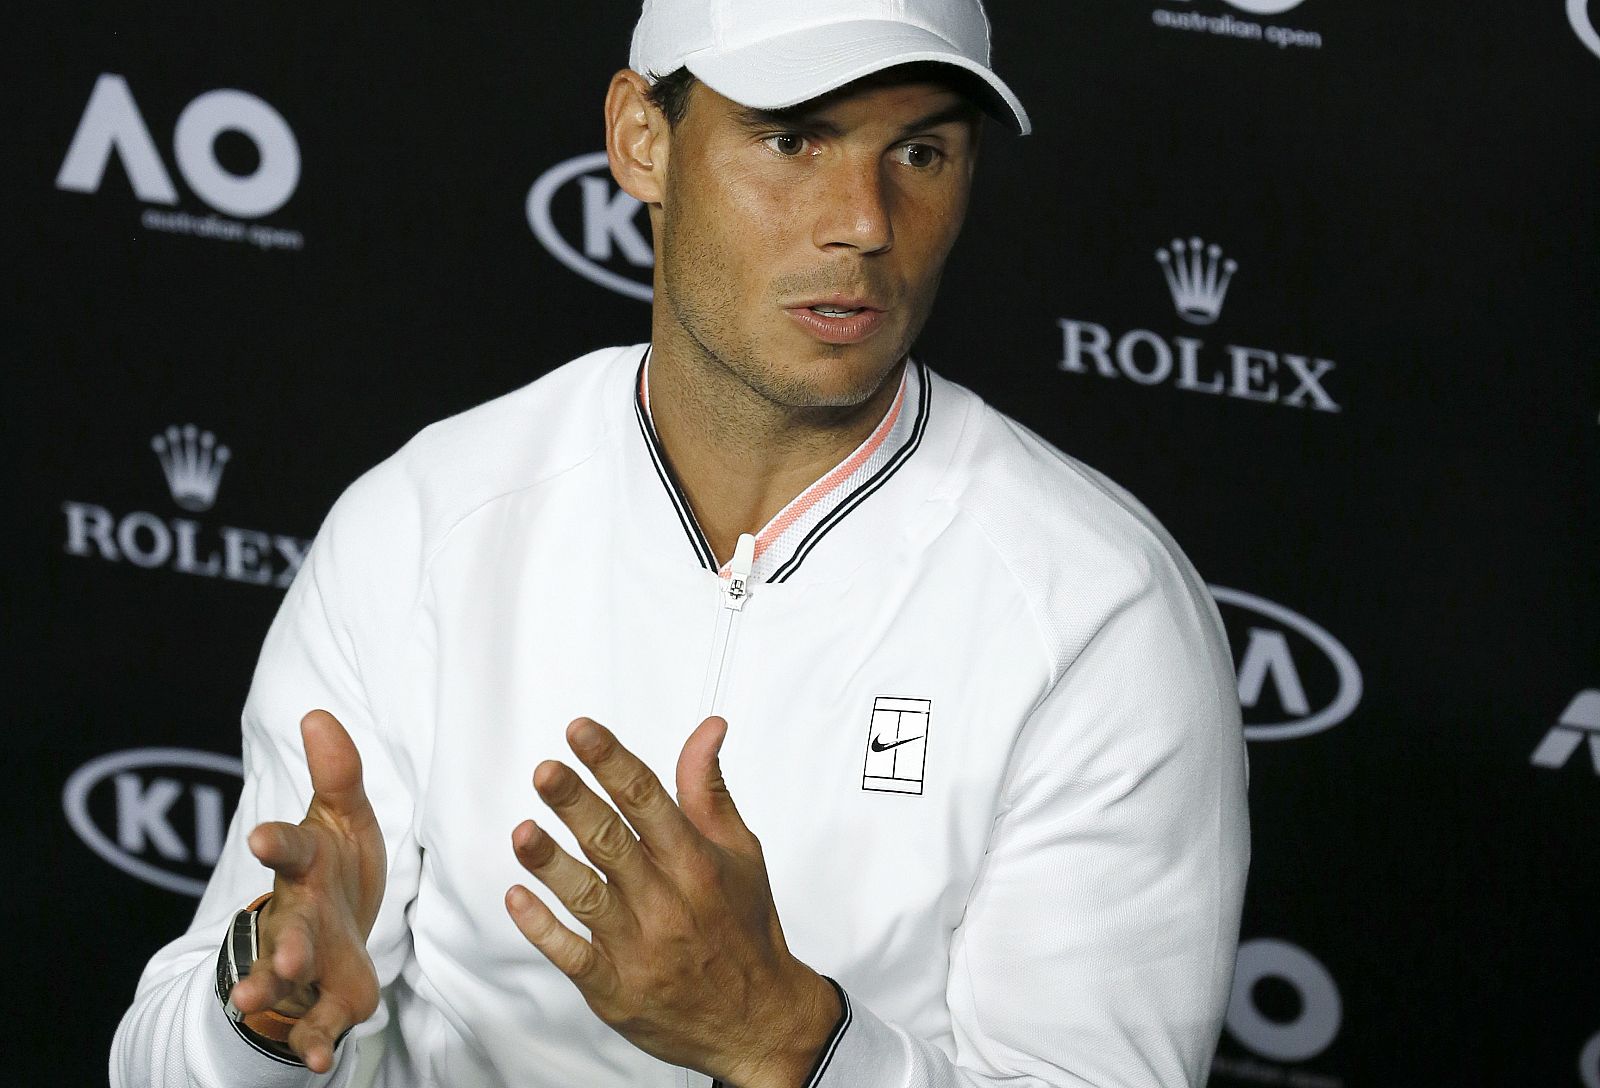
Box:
505 715 841 1088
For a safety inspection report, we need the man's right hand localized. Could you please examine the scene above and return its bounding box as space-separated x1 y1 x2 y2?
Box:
230 709 388 1073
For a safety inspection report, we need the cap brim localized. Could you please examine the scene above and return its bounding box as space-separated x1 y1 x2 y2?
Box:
682 20 1031 136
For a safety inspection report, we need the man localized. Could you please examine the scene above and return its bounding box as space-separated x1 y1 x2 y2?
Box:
113 2 1249 1086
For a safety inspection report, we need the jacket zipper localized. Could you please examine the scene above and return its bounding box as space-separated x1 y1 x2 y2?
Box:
698 532 756 719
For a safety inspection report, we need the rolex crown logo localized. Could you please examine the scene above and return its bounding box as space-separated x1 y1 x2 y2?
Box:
151 424 231 512
1156 237 1239 326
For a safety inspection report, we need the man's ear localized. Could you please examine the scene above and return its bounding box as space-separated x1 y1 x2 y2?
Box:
606 69 669 205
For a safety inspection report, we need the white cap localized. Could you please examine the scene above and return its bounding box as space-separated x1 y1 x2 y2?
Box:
629 0 1031 135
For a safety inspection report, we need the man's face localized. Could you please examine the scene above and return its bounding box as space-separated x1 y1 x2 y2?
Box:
653 76 979 410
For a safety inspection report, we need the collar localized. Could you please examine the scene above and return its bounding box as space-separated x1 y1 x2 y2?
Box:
632 346 931 583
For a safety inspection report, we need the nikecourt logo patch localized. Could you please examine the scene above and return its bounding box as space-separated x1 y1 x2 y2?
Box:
862 696 931 795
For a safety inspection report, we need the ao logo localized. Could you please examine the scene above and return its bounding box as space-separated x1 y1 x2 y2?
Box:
63 748 243 897
1574 0 1600 59
1175 0 1308 11
1581 1030 1600 1088
1226 938 1341 1063
1221 0 1307 12
57 73 300 219
1210 586 1362 741
527 152 654 302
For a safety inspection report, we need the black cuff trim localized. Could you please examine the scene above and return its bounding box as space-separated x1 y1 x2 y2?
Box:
801 976 853 1088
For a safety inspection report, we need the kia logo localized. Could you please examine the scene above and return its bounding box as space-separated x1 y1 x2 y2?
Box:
526 152 654 302
62 747 243 896
1209 586 1362 741
1573 0 1600 59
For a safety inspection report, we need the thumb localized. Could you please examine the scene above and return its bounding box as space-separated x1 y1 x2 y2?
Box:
675 716 748 842
301 709 369 816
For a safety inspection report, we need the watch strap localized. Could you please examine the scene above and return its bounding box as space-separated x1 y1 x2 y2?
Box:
216 893 305 1065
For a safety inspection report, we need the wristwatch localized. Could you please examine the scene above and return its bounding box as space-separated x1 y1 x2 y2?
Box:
214 893 305 1065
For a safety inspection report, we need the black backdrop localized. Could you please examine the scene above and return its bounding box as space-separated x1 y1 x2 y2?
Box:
4 2 1598 1084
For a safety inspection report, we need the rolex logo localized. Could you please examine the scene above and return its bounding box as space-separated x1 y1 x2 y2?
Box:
151 424 230 512
62 426 309 589
1057 235 1341 413
1156 237 1238 326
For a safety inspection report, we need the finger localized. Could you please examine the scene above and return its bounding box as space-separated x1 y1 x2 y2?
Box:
288 991 358 1075
228 964 300 1016
247 821 318 878
675 716 751 845
268 908 319 983
532 759 652 887
510 819 628 930
566 718 694 852
301 709 373 820
505 884 616 996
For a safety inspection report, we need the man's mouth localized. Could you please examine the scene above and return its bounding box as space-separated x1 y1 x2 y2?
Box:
794 295 885 317
784 299 888 344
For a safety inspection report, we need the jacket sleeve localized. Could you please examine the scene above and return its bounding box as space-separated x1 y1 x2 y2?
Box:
813 564 1250 1088
110 467 429 1088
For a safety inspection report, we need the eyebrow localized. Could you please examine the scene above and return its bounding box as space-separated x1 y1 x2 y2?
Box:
733 105 843 137
891 103 980 139
732 100 977 141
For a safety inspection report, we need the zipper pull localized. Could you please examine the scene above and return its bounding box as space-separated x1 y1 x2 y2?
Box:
723 532 756 611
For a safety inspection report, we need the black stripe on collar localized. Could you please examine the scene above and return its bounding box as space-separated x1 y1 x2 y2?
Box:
634 351 931 579
768 359 931 584
633 350 717 572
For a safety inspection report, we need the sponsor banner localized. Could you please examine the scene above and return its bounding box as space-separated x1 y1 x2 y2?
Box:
1573 0 1600 59
1215 938 1343 1087
1152 0 1324 50
63 748 244 897
56 73 304 251
1210 587 1362 742
527 151 654 302
1058 237 1342 414
1530 690 1600 774
61 425 312 589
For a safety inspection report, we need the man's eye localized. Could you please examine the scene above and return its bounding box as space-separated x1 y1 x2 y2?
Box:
895 143 943 169
763 134 810 157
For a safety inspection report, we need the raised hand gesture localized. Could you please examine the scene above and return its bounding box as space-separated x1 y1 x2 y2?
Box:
228 710 388 1073
505 716 841 1088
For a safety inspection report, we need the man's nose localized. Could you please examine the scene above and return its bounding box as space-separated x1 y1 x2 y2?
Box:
811 158 894 255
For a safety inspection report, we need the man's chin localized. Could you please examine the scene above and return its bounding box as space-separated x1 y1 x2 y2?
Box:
754 348 905 412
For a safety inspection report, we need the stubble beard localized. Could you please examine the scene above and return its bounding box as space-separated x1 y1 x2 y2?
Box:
659 208 926 417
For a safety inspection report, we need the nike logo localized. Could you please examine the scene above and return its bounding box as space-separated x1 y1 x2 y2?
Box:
870 734 924 753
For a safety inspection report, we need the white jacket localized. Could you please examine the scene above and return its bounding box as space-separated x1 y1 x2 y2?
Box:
112 345 1249 1088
